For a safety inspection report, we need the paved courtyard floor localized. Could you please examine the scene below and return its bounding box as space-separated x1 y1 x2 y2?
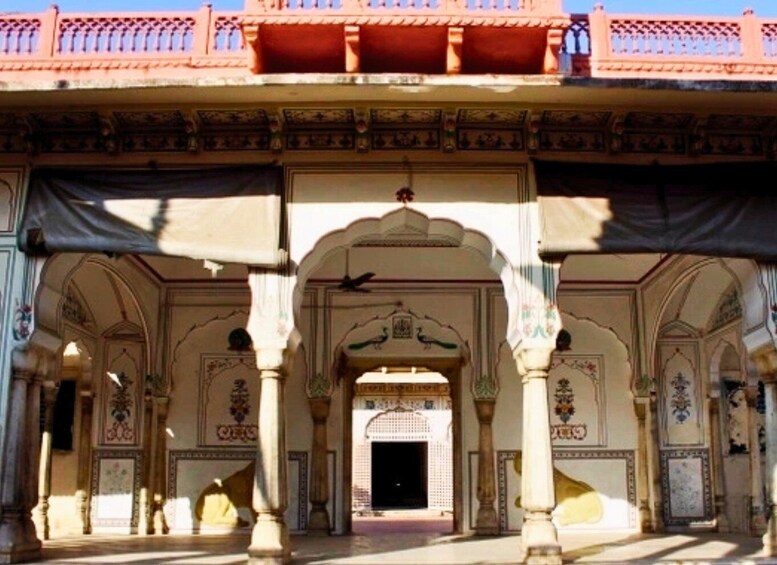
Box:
38 528 777 564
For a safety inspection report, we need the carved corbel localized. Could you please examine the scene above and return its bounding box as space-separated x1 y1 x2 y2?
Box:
99 113 120 155
442 111 457 153
345 25 360 73
242 23 263 74
526 111 541 154
543 28 564 74
689 116 708 157
183 111 201 154
17 116 38 156
447 27 464 74
355 109 370 153
267 111 284 154
608 113 625 154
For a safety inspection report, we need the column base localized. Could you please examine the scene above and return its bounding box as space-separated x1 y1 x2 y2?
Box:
520 512 561 565
248 514 291 565
475 506 499 535
763 513 777 556
0 515 41 565
307 506 330 536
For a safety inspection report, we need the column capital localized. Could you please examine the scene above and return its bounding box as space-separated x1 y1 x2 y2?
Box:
308 396 331 423
474 398 496 424
752 347 777 382
514 346 554 380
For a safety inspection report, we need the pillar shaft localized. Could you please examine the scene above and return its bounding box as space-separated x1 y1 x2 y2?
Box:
151 398 169 535
746 385 767 534
517 348 561 565
249 367 290 565
474 399 498 535
34 384 57 540
634 401 652 532
708 397 729 532
75 392 93 534
308 397 331 535
762 379 777 554
649 393 665 532
0 366 42 564
138 394 154 535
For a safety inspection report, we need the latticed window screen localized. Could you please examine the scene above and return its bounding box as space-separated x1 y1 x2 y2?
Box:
353 409 452 512
366 409 431 441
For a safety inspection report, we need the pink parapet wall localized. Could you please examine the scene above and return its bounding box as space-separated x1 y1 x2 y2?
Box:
1 1 777 81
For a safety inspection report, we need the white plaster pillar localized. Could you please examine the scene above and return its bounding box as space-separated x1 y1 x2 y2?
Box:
516 346 561 565
633 400 653 532
708 394 729 532
138 391 154 536
0 347 43 564
474 398 498 535
33 382 58 541
745 384 767 534
75 390 94 534
151 396 170 535
760 365 777 556
308 397 331 535
648 391 665 532
246 267 296 565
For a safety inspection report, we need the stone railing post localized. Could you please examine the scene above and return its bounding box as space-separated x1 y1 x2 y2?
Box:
308 397 331 535
192 2 213 57
588 3 610 63
75 391 94 534
33 382 58 541
474 398 498 535
36 5 59 58
740 8 765 64
516 346 561 565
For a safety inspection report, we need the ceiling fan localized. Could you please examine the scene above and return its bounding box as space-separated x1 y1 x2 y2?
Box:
337 249 375 292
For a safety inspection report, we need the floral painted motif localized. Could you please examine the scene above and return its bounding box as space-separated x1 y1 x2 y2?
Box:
473 374 498 400
307 372 331 399
12 300 32 341
216 378 258 443
520 302 559 341
554 378 575 423
551 357 599 382
670 372 692 423
106 372 135 442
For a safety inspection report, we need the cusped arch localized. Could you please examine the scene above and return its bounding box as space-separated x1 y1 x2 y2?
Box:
365 408 431 441
648 257 765 379
293 208 515 323
708 339 742 397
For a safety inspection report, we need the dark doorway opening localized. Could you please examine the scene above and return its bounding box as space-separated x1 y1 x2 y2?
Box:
371 441 428 509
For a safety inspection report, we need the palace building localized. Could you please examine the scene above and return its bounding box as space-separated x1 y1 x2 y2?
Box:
2 1 777 563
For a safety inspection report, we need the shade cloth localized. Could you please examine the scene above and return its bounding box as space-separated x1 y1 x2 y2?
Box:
19 165 284 266
535 160 777 260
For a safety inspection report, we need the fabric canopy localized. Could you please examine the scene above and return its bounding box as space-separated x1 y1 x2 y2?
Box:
19 165 284 266
535 160 777 260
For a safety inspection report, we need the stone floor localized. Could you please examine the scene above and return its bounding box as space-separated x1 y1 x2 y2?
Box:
37 528 777 564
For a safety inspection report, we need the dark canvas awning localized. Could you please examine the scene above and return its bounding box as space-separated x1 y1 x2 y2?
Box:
19 165 284 266
535 160 777 260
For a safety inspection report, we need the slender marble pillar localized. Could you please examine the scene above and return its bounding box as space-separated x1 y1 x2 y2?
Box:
138 392 154 536
308 397 331 535
475 399 498 535
151 397 169 535
516 347 561 565
75 391 93 534
634 401 652 533
0 349 42 564
762 377 777 555
248 366 290 565
648 392 665 532
708 395 730 532
34 383 58 540
745 385 767 534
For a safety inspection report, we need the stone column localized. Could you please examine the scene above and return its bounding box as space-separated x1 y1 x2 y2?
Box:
246 267 295 564
474 399 498 535
151 397 169 535
75 391 94 534
708 394 730 532
745 384 767 534
248 359 290 565
648 392 665 532
34 382 58 540
633 400 653 532
137 392 154 535
762 374 777 555
0 347 43 564
308 397 331 535
516 347 561 565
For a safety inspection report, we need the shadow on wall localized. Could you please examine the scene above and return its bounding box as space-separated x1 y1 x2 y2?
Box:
195 460 257 529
